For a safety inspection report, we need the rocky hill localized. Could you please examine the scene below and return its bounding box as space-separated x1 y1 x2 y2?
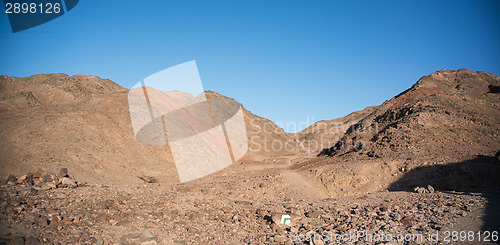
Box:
319 69 500 163
301 69 500 196
0 74 294 184
295 106 377 155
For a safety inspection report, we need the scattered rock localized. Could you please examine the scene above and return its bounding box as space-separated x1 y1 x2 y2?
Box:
3 169 79 190
47 181 57 189
6 174 17 185
400 216 417 226
40 172 56 183
138 176 157 183
187 227 202 235
390 212 401 221
415 185 435 193
335 224 348 232
16 175 27 184
61 177 77 188
24 173 34 186
34 216 49 227
234 200 252 206
273 235 287 243
114 219 132 227
59 168 69 177
40 182 52 191
139 230 155 243
305 210 321 218
33 169 44 179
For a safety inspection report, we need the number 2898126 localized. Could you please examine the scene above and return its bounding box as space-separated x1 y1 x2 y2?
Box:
5 2 62 14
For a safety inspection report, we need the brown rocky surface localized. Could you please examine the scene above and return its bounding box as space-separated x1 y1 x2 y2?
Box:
0 74 297 185
0 69 499 244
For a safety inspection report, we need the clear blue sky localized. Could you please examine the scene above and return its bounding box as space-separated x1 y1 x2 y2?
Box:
1 0 499 132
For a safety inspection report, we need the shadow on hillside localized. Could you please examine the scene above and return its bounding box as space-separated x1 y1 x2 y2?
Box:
387 155 500 234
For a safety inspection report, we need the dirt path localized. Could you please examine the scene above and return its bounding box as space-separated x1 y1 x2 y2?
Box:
281 170 329 200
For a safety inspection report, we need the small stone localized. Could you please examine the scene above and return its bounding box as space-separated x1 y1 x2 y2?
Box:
46 182 57 189
40 182 52 191
323 224 334 231
16 175 27 184
40 172 55 183
255 209 268 219
140 230 155 242
61 177 77 187
59 168 69 177
33 169 44 178
187 227 202 235
34 216 49 226
9 198 21 207
24 174 34 186
118 194 130 203
115 219 132 227
94 239 104 245
335 224 348 232
139 176 157 183
6 174 17 185
401 216 417 226
427 185 435 193
235 200 253 206
274 235 287 243
305 210 321 218
391 212 401 221
33 178 41 186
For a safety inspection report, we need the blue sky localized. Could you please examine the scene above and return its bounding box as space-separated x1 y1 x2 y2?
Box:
1 0 499 132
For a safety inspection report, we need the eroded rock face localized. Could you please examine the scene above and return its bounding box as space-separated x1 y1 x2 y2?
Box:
310 69 500 197
319 69 500 162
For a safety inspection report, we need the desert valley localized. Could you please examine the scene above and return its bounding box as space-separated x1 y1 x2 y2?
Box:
0 68 499 244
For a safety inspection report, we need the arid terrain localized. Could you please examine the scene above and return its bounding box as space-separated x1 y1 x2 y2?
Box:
0 69 499 244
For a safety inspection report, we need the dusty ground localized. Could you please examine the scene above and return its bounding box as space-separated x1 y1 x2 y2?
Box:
1 156 499 244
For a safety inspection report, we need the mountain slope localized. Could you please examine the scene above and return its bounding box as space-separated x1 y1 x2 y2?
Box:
319 69 500 163
304 69 500 196
0 74 294 184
